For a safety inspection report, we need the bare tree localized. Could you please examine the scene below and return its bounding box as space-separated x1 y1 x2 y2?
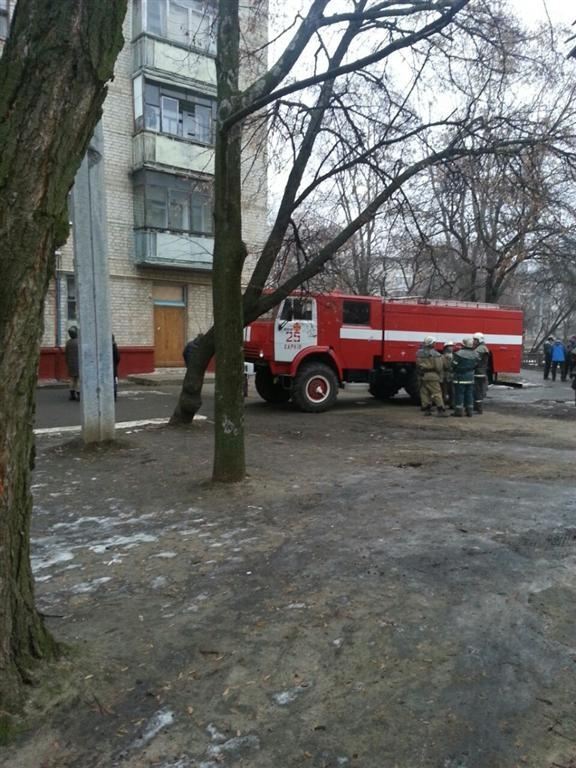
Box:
172 0 576 484
0 0 127 729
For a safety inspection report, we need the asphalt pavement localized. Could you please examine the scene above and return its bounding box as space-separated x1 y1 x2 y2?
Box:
34 383 213 429
34 367 574 430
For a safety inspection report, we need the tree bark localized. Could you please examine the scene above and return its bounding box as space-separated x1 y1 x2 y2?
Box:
211 0 247 482
0 0 127 725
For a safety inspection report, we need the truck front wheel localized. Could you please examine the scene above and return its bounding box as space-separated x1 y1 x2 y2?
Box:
255 369 292 404
292 362 338 413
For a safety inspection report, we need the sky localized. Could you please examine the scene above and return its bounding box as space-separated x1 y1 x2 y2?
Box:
509 0 575 27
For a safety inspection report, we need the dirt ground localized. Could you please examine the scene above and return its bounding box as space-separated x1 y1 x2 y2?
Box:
4 381 576 768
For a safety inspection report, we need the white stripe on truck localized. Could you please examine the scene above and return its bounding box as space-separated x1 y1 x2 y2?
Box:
340 328 384 341
339 328 523 345
382 331 523 345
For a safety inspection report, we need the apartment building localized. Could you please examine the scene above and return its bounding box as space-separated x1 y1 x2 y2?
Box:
0 1 268 378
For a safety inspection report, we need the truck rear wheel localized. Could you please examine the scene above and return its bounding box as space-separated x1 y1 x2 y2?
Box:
404 370 421 404
255 369 292 404
292 362 338 413
369 381 399 400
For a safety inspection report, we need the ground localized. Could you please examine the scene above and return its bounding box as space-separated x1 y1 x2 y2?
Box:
4 372 576 768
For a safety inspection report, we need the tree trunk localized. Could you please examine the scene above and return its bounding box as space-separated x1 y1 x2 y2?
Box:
170 330 215 425
0 0 127 725
211 0 247 483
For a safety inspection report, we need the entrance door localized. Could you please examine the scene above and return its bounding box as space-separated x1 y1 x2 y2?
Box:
153 284 186 367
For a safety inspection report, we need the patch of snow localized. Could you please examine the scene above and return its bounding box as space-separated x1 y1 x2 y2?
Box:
272 683 311 706
131 708 174 749
89 533 157 554
152 576 168 589
70 577 112 594
31 550 75 572
151 551 178 559
287 602 306 609
207 734 260 757
207 723 226 742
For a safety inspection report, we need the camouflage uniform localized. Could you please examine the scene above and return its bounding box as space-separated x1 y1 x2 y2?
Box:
473 342 490 413
441 349 454 407
416 347 445 413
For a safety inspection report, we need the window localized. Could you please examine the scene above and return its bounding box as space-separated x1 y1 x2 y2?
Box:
0 0 9 39
134 77 215 144
153 284 186 306
66 276 77 321
343 300 371 325
279 298 314 322
134 170 213 235
134 0 216 53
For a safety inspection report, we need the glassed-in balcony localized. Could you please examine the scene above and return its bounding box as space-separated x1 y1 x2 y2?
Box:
133 35 216 87
133 132 215 174
135 230 214 270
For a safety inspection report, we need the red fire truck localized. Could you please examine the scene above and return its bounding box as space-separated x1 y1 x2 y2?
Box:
243 293 524 412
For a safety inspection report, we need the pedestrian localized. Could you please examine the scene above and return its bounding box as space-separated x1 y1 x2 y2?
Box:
572 374 576 406
415 336 447 416
550 339 567 382
112 335 121 401
472 332 490 414
452 337 478 417
65 326 80 401
543 335 554 380
441 341 454 408
567 335 576 378
183 333 204 368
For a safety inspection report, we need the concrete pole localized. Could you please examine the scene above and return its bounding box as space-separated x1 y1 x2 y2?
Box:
71 122 116 443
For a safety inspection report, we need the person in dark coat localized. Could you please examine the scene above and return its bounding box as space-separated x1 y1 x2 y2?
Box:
550 339 567 382
472 332 490 414
65 326 80 401
112 335 121 401
543 335 555 380
452 338 478 417
183 333 204 368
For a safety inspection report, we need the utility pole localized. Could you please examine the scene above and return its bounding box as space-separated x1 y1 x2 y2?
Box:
71 122 115 443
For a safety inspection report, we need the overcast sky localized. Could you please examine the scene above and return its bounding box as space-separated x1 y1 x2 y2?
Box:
510 0 575 27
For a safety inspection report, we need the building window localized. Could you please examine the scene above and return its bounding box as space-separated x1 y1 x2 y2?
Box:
134 169 213 235
66 276 78 321
134 0 216 53
0 0 10 39
343 300 371 325
134 77 215 144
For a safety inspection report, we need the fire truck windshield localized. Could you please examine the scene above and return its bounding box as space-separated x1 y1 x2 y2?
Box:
279 298 314 322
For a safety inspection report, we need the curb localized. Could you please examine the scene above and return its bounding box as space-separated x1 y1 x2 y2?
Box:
34 415 207 436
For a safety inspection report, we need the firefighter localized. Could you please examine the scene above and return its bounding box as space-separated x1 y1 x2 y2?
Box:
452 338 478 417
472 332 490 414
416 336 447 416
441 341 454 408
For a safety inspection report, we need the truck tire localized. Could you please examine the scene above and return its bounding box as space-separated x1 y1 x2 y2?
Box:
255 369 292 404
292 362 338 413
404 369 421 404
369 381 399 400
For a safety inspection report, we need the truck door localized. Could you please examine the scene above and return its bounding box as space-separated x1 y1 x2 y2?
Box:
274 297 317 363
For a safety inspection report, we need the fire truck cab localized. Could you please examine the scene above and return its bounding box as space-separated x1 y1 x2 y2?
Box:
243 293 523 412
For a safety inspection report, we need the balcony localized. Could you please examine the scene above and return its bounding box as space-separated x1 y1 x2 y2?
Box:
133 36 216 91
133 132 215 175
135 230 214 270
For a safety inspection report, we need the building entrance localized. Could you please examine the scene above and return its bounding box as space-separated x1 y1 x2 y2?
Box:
153 284 186 367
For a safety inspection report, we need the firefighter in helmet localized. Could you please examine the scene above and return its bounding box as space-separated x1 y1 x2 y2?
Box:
441 341 455 408
415 336 447 416
472 332 490 414
452 338 478 417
